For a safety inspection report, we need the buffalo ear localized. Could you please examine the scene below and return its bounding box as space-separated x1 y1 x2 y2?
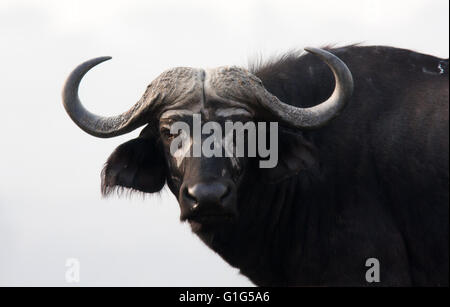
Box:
101 137 167 195
258 129 318 183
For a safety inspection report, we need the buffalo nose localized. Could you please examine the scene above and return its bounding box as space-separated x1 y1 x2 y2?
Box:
186 182 229 206
180 181 236 221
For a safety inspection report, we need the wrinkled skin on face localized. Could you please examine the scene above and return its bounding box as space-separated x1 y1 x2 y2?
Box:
158 109 249 232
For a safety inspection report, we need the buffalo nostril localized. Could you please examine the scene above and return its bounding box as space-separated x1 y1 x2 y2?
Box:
184 186 197 203
220 186 231 201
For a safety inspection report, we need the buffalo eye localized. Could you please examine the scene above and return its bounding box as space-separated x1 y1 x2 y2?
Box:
160 127 179 142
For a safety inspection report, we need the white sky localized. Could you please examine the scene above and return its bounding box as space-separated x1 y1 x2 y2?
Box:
0 0 448 286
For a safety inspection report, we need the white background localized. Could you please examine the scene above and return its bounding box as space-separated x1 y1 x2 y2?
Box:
0 0 448 286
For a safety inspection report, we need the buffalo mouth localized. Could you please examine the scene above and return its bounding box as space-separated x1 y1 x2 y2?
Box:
187 214 236 232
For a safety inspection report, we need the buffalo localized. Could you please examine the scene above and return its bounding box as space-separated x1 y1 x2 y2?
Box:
62 45 449 286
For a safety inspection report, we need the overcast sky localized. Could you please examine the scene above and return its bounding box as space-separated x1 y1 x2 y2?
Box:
0 0 448 286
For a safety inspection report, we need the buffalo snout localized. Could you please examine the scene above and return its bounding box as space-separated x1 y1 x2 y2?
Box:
179 180 237 225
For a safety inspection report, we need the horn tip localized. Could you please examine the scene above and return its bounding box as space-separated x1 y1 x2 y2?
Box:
96 56 112 63
304 47 320 54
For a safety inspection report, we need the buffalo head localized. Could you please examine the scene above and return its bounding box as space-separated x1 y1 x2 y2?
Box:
62 48 353 233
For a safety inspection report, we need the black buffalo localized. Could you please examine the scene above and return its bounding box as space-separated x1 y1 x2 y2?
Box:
63 45 449 286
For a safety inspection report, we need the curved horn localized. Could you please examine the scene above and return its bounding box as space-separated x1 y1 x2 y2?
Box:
257 47 354 129
62 57 153 138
